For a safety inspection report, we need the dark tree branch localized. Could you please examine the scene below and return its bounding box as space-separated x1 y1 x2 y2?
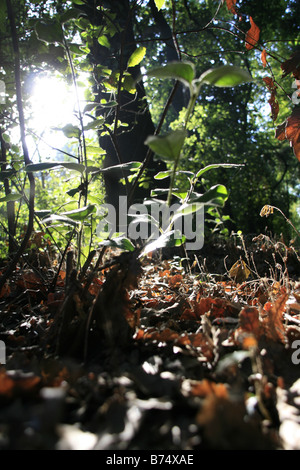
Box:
0 0 35 292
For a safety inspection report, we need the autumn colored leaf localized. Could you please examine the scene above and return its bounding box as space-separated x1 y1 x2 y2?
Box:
275 107 300 161
229 259 250 283
168 274 183 288
261 49 267 68
262 293 288 343
263 77 276 93
238 306 262 336
225 0 237 15
0 282 11 299
281 51 300 79
263 77 279 121
0 369 40 398
245 17 260 50
181 378 228 398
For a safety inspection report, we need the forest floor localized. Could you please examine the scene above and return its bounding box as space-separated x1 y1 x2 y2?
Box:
0 233 300 451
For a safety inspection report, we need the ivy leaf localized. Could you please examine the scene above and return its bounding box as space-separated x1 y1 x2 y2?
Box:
35 20 64 45
128 46 146 68
199 65 253 87
145 129 187 162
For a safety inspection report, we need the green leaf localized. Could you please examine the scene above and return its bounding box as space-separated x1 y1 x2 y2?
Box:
60 9 81 24
61 124 81 138
86 146 106 156
40 214 79 227
142 230 185 255
102 161 142 173
154 169 193 179
154 0 166 11
35 20 64 45
145 61 195 88
122 75 136 94
190 184 228 207
145 129 187 161
100 236 135 252
195 163 243 179
199 65 253 87
0 169 16 181
83 119 105 131
98 35 110 49
61 205 96 221
154 170 172 180
0 193 22 203
128 46 146 68
25 162 85 174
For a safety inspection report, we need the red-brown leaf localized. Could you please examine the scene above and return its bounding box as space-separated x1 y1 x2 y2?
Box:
261 293 288 343
225 0 237 15
261 49 267 68
281 51 300 79
245 17 260 50
276 108 300 162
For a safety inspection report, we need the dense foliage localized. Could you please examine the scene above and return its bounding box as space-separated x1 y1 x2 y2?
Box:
0 0 299 268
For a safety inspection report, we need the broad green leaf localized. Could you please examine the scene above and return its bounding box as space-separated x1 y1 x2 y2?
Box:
142 230 185 255
154 170 172 180
0 193 22 203
154 169 193 179
102 161 142 173
83 119 105 131
100 100 118 108
199 65 253 87
145 129 187 161
40 214 79 227
35 210 51 219
190 184 228 207
25 162 85 174
154 0 166 11
35 20 64 45
100 236 135 252
145 61 195 88
60 8 81 24
61 124 81 138
86 146 106 156
128 46 146 68
195 163 243 179
98 35 110 49
123 75 136 94
61 205 96 221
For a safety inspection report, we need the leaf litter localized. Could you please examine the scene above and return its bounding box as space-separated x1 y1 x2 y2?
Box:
0 234 299 450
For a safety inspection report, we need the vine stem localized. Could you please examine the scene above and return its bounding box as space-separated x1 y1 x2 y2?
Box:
0 0 35 292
